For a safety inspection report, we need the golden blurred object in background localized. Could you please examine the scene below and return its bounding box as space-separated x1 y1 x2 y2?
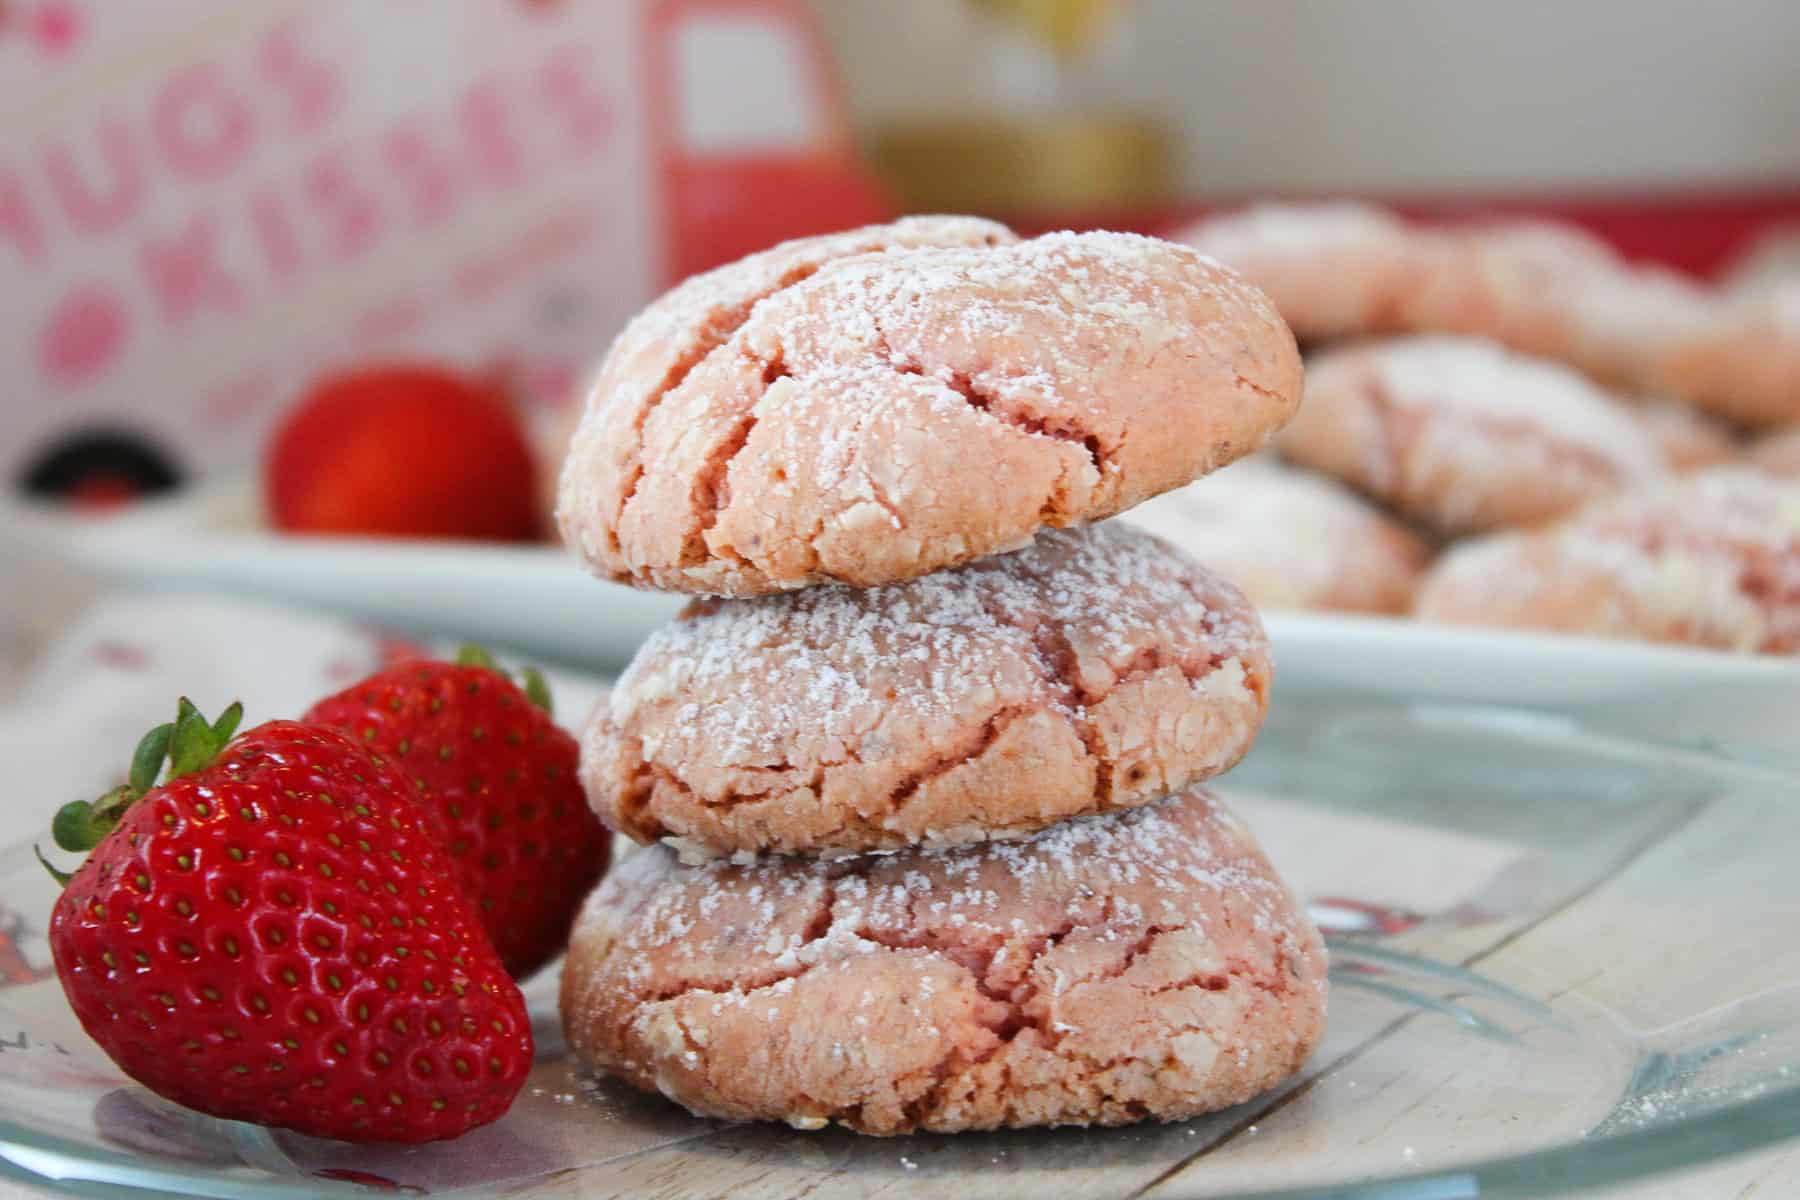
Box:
845 0 1167 213
873 116 1169 213
965 0 1121 58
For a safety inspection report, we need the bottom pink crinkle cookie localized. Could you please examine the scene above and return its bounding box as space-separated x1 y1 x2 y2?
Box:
561 785 1326 1135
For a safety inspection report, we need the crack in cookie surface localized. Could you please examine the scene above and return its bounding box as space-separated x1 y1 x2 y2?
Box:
608 263 824 552
570 217 1017 569
682 349 791 566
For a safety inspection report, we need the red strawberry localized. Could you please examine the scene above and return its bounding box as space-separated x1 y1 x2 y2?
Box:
43 701 533 1143
265 363 541 542
304 648 608 978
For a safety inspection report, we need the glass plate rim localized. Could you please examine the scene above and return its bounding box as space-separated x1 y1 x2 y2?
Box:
3 707 1799 1200
2 1074 1799 1200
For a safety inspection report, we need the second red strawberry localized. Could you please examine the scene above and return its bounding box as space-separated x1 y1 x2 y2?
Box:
306 648 609 979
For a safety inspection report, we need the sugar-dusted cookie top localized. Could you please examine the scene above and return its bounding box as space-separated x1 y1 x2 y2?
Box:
557 220 1302 595
1282 336 1665 535
1751 426 1800 478
1632 398 1738 472
1121 455 1432 615
1654 285 1800 429
585 523 1270 857
1174 201 1427 342
1176 205 1800 428
1416 467 1800 653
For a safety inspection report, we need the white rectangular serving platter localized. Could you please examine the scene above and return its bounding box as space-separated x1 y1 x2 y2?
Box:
8 477 1797 765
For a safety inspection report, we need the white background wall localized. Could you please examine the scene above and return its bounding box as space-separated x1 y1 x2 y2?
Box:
809 0 1800 195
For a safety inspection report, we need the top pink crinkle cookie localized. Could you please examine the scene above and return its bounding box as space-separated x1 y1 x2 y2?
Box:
556 217 1303 596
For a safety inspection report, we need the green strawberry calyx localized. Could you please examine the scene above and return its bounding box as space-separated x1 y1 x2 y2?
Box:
454 644 554 717
38 697 244 885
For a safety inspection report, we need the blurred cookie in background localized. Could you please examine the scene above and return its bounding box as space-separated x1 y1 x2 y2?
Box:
1179 204 1797 429
1750 426 1800 478
1281 337 1665 536
1652 285 1800 429
1172 203 1425 343
1400 220 1715 399
1415 467 1800 654
1632 397 1739 472
1120 456 1430 615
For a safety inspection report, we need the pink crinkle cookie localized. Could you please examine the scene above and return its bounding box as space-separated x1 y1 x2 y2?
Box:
584 523 1269 857
1121 455 1431 615
1654 286 1800 429
1176 205 1800 427
1281 336 1665 535
1751 426 1800 478
1632 398 1738 473
1398 220 1713 392
560 785 1326 1135
556 218 1302 596
1173 201 1427 342
1415 467 1800 654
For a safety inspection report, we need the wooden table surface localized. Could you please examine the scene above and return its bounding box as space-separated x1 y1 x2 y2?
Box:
3 554 1797 1200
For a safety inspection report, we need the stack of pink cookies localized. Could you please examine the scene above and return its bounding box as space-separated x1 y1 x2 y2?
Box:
550 218 1326 1135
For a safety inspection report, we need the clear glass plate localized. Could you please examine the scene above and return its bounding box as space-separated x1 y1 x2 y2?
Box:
0 695 1796 1198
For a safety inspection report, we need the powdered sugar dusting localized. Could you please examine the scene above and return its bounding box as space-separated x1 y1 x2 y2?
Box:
575 786 1309 992
1365 337 1662 475
616 216 1017 358
1121 455 1425 610
556 216 1016 572
1419 467 1800 653
1582 466 1800 552
610 523 1264 764
565 223 1301 595
754 228 1286 433
1179 201 1410 261
1285 335 1669 533
563 783 1328 1133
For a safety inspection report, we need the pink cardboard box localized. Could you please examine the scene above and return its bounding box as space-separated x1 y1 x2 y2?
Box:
2 0 884 486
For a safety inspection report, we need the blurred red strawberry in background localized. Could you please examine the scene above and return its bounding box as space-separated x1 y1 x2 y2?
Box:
266 365 540 542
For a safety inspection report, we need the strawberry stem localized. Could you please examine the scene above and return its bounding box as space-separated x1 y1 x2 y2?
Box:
166 697 242 781
41 698 246 887
33 846 71 887
211 701 244 746
455 644 554 714
128 723 173 794
456 644 501 672
52 788 129 852
521 667 553 716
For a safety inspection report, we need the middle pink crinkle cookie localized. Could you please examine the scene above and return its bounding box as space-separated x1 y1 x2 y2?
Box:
583 523 1270 858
